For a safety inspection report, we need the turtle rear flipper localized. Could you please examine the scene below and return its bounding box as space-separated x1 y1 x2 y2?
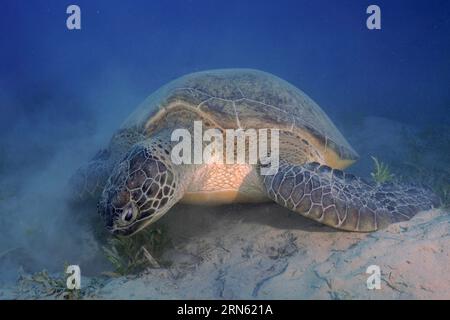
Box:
262 162 440 232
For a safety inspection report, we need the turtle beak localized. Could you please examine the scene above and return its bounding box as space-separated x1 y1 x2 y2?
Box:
110 220 145 236
111 226 136 236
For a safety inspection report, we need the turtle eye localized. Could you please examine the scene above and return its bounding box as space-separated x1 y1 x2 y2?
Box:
122 207 135 223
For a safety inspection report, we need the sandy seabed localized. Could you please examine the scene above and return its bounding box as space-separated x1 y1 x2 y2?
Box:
2 205 449 300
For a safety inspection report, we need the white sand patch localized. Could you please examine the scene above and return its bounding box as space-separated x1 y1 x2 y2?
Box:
8 205 445 299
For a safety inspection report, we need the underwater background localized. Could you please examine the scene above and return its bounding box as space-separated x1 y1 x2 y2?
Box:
0 0 449 294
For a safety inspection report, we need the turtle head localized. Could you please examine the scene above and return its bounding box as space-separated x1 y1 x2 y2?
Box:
98 142 178 236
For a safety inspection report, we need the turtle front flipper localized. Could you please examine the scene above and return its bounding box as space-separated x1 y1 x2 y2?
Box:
262 162 440 232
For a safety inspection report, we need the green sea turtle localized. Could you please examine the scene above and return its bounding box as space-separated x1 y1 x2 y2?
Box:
70 69 439 236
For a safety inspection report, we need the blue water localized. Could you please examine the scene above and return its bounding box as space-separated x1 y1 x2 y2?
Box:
0 0 449 288
1 0 449 129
